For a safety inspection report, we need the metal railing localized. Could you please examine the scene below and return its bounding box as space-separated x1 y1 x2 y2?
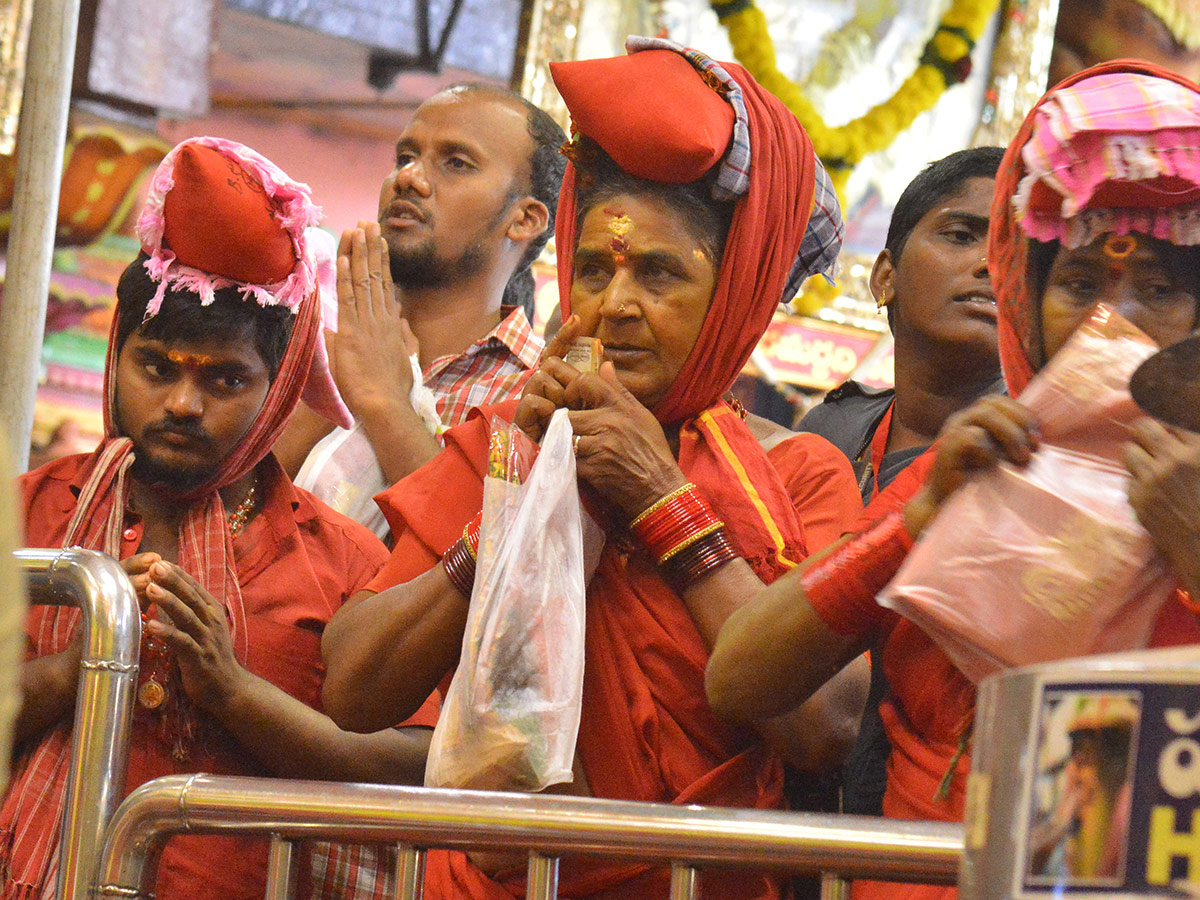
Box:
18 549 141 900
96 774 964 900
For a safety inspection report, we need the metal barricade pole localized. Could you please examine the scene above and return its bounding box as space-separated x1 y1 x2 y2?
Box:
17 549 140 900
392 846 426 900
97 775 964 900
820 872 851 900
264 835 298 900
670 862 700 900
526 852 558 900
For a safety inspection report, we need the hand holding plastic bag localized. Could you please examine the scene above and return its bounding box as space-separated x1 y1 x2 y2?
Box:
879 306 1176 683
425 409 588 791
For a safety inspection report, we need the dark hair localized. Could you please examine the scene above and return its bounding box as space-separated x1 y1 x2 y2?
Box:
443 83 567 320
882 146 1004 330
885 146 1005 265
571 137 735 269
115 253 294 378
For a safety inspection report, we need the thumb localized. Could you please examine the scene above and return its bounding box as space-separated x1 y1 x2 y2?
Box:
598 360 634 399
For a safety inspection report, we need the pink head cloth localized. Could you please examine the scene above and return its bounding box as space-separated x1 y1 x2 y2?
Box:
136 136 352 429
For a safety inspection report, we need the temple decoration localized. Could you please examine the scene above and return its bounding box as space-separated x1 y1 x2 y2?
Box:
0 128 167 248
709 0 1000 199
0 0 32 156
974 0 1060 147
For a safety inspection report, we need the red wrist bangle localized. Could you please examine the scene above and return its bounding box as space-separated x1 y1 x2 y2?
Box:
443 511 482 597
666 527 738 591
802 511 914 629
631 484 727 566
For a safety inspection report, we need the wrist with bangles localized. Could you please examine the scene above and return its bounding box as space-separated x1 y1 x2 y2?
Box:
442 511 482 597
630 483 737 590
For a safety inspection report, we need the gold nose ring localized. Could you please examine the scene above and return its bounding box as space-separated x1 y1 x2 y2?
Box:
617 304 626 314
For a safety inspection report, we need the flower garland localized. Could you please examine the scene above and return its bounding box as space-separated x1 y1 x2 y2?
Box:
710 0 1000 197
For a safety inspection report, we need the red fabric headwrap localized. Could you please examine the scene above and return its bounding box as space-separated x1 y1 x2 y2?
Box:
990 59 1200 396
555 57 816 425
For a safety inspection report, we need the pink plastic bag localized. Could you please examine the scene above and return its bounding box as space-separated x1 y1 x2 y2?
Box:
879 306 1177 683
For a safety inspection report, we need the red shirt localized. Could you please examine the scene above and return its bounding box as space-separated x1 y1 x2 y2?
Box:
10 453 388 900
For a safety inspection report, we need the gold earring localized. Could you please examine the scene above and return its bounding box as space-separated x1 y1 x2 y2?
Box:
876 288 888 310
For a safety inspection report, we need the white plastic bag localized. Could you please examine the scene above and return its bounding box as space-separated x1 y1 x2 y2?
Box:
425 409 587 791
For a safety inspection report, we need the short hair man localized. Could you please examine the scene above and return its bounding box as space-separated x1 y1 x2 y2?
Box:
796 146 1006 818
1 139 430 900
281 84 566 539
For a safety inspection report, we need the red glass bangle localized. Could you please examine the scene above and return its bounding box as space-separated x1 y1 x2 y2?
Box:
666 527 738 590
802 511 914 626
443 512 482 596
631 485 726 566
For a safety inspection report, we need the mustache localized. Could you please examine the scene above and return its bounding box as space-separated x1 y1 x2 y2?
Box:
143 419 213 447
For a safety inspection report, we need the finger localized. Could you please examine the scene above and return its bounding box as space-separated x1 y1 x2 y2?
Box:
1124 441 1154 482
596 361 637 401
150 563 217 624
146 582 205 641
514 396 557 440
121 551 162 576
337 229 354 258
400 318 418 358
541 315 581 363
363 221 386 314
143 616 202 658
380 237 397 312
1129 417 1174 455
349 228 372 303
565 370 622 411
973 409 1037 466
336 256 357 325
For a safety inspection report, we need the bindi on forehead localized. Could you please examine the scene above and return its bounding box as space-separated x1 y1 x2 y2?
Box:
601 208 634 262
165 349 217 369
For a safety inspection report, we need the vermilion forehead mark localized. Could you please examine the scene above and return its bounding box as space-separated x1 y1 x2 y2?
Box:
166 350 216 368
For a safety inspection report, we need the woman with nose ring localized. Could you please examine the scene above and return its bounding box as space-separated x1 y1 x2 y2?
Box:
321 38 864 900
707 59 1200 900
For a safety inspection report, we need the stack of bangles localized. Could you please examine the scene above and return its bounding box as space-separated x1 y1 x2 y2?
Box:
441 484 738 596
442 512 482 597
630 483 737 590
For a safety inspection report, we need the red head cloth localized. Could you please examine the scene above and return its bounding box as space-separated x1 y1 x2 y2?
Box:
137 137 351 429
991 60 1200 396
552 40 827 425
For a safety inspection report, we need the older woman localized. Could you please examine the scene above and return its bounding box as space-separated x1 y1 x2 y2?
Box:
322 39 863 900
706 59 1200 900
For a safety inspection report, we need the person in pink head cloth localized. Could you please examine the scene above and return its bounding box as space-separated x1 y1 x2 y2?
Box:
1 137 432 900
708 59 1200 900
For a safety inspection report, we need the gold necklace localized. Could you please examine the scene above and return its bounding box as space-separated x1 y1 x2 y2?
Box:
227 479 258 537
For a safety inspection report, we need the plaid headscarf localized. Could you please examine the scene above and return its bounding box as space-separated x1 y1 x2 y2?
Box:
991 59 1200 395
556 38 843 424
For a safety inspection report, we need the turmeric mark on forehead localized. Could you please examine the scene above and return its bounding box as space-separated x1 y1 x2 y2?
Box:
166 350 216 369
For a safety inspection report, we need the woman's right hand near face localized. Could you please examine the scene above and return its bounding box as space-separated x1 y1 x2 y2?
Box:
513 315 588 443
904 395 1041 537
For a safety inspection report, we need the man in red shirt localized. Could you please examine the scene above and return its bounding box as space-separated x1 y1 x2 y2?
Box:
0 137 429 900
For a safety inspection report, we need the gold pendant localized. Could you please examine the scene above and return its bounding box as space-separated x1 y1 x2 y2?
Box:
138 677 165 709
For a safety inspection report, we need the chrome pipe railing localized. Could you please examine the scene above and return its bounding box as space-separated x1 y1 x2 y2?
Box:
96 775 964 900
18 549 140 900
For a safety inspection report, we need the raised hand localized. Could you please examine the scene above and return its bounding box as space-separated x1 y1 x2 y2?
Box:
1125 418 1200 595
330 221 415 418
565 361 688 520
905 395 1040 536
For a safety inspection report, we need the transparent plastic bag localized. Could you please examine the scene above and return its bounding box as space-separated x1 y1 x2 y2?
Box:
425 409 588 791
879 306 1177 683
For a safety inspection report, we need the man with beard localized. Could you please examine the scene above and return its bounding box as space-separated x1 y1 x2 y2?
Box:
282 84 566 539
2 138 430 900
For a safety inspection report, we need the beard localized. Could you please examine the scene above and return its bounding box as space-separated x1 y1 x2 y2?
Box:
387 237 487 290
128 421 220 495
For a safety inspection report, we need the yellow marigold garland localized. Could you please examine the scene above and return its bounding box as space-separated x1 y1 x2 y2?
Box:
710 0 998 314
711 0 1000 197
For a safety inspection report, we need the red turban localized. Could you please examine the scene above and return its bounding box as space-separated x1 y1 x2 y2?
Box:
553 41 827 424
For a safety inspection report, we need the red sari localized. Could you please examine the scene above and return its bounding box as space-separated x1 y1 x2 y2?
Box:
368 397 858 900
